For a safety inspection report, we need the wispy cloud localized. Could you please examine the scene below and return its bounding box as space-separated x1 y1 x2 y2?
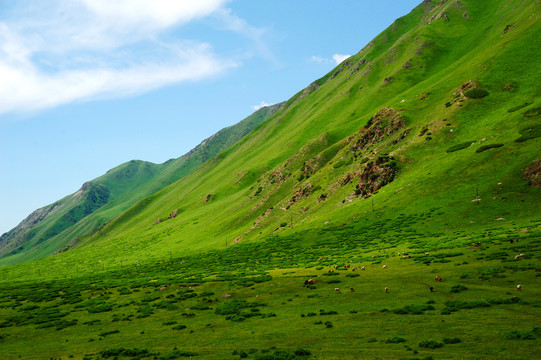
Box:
0 0 243 115
252 101 270 111
309 53 351 65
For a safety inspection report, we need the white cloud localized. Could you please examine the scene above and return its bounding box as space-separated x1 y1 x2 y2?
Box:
332 54 351 65
252 101 270 111
0 0 242 116
310 53 352 65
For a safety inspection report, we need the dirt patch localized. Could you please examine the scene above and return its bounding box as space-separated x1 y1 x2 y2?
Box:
523 160 541 187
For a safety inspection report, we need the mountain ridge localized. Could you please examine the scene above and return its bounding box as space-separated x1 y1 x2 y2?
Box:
0 102 283 265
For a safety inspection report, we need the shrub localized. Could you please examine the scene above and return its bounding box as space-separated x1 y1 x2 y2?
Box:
507 102 532 112
159 349 198 359
294 348 311 356
446 142 473 153
172 324 187 330
326 279 341 284
163 321 177 325
280 222 287 227
476 144 503 153
450 285 468 293
98 330 119 337
345 273 360 277
419 340 444 349
443 337 461 344
464 89 489 99
522 107 541 117
386 337 406 343
505 330 536 340
515 124 541 142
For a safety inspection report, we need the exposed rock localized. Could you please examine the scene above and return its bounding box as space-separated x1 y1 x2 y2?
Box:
168 209 179 219
348 107 406 152
355 155 400 197
523 160 541 187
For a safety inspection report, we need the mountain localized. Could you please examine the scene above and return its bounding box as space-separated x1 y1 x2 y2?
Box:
0 103 283 265
0 1 540 358
35 0 538 266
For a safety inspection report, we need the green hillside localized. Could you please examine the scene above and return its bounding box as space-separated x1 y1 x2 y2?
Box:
0 103 282 265
0 0 540 359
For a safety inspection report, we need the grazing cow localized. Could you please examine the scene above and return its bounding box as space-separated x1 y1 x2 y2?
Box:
516 284 522 291
361 266 365 271
382 265 387 269
352 268 356 271
372 255 375 258
434 276 442 282
429 286 434 292
425 252 430 256
509 239 514 244
334 288 340 292
350 287 355 292
307 279 316 284
385 287 389 293
346 264 351 268
515 254 524 259
159 286 167 291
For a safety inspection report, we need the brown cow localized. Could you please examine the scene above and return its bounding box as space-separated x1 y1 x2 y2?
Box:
434 276 442 282
516 284 522 291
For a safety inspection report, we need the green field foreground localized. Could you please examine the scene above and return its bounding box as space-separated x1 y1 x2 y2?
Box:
0 0 540 358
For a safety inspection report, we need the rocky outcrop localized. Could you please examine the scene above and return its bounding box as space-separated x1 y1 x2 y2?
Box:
524 160 541 187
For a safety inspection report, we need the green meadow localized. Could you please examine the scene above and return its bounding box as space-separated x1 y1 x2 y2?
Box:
1 0 540 358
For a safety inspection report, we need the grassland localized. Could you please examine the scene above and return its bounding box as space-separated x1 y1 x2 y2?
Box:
0 0 540 358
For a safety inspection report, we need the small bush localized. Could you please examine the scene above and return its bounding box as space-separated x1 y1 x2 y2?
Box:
515 124 541 142
345 273 360 278
98 330 119 337
386 337 406 343
506 330 536 340
522 107 541 117
159 349 198 359
172 324 187 330
294 348 311 356
464 89 489 99
446 142 474 153
443 337 461 344
419 340 444 349
280 222 287 227
476 144 503 153
326 279 341 284
507 102 532 112
450 285 468 293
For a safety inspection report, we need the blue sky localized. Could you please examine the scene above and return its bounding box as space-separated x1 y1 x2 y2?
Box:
0 0 420 234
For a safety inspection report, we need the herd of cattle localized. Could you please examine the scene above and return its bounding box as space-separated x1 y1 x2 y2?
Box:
303 250 526 293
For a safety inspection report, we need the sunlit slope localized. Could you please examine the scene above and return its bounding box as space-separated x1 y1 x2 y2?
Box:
0 104 282 266
2 0 539 275
45 0 538 267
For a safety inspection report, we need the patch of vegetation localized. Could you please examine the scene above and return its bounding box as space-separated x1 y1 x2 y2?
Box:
476 144 503 153
443 337 462 344
515 124 541 142
386 336 407 343
446 142 474 153
441 300 491 314
450 285 468 293
385 304 435 315
522 107 541 117
160 349 198 359
99 348 152 358
507 102 532 112
464 89 489 99
419 340 444 349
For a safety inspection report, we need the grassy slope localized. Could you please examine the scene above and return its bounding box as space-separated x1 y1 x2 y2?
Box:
15 0 536 268
0 0 540 359
0 104 282 266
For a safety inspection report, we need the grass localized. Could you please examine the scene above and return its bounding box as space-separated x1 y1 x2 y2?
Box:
0 0 540 358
